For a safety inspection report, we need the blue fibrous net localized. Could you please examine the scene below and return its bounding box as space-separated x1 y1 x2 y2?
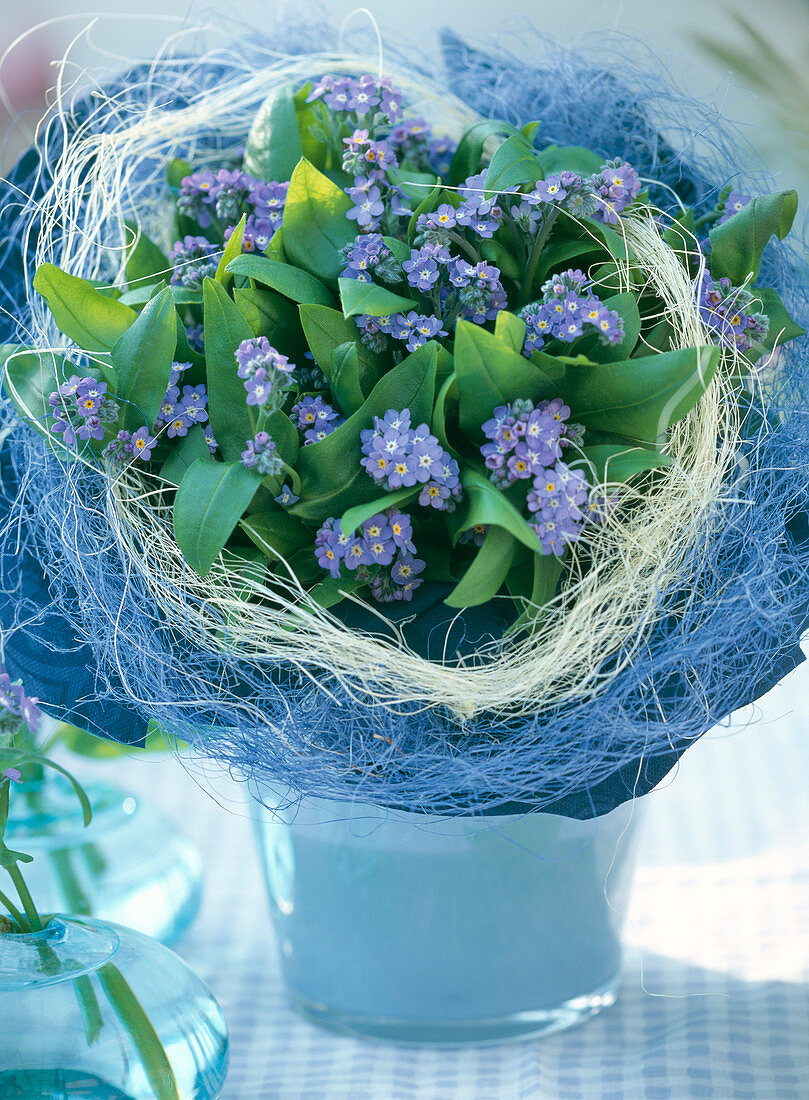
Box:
1 23 808 818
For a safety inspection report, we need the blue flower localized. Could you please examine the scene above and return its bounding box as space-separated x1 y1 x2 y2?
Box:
130 426 157 461
719 191 752 223
391 554 426 599
403 248 440 291
275 485 300 507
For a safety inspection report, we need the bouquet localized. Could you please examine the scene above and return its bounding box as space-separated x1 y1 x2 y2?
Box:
1 32 807 818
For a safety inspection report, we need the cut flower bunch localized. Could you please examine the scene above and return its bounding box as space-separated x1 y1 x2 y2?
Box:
7 69 800 629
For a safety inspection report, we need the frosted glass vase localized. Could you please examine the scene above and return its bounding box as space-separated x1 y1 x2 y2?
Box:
7 774 202 945
253 790 641 1044
0 916 228 1098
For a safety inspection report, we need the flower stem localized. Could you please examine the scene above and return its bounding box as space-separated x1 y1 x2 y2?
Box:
519 209 559 306
0 886 25 929
7 864 43 932
447 230 480 263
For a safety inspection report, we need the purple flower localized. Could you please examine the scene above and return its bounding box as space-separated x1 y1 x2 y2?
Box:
203 424 218 455
169 235 220 290
241 431 281 476
343 537 371 571
391 554 426 598
388 511 416 553
249 179 289 223
187 324 205 353
481 398 573 488
179 385 209 424
590 160 641 225
177 170 218 226
129 426 156 460
526 461 590 555
347 185 385 229
304 424 337 445
410 436 444 483
315 521 344 578
402 248 440 292
719 191 752 223
361 513 395 565
2 767 22 784
697 274 769 351
0 667 42 734
291 394 339 431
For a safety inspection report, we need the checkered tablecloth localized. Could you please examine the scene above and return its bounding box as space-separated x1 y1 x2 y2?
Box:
104 656 809 1100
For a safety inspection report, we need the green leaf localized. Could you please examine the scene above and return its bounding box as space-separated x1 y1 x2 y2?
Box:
535 144 605 177
244 83 303 182
265 226 286 261
226 254 333 306
96 963 180 1100
331 342 364 415
240 510 310 564
382 235 413 266
203 278 256 462
1 345 70 441
293 83 331 170
554 344 720 443
407 182 444 242
449 468 542 554
110 287 177 431
708 190 798 284
299 303 383 383
173 459 261 577
282 159 356 282
124 222 169 288
33 264 137 356
431 371 461 460
167 157 191 189
159 425 213 486
393 168 441 201
119 283 201 308
339 487 420 535
291 341 437 523
449 119 520 185
570 443 673 485
480 239 522 280
454 320 555 438
215 213 246 288
306 573 365 609
338 277 414 319
444 525 516 608
233 286 301 346
521 120 541 142
264 409 299 466
527 552 566 609
493 310 526 353
2 749 93 826
484 133 542 195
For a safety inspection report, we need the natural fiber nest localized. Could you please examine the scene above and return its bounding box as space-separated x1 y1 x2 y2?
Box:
2 20 807 814
107 211 733 722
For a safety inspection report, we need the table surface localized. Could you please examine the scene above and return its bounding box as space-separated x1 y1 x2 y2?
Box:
101 656 809 1100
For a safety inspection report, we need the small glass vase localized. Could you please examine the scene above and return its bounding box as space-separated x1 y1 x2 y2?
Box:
252 789 641 1045
8 775 203 946
0 915 228 1098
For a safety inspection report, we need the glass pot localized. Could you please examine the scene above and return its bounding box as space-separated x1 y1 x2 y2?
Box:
0 915 228 1098
7 774 203 946
253 789 641 1045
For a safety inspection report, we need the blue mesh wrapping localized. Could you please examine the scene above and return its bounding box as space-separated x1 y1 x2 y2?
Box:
1 28 808 818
